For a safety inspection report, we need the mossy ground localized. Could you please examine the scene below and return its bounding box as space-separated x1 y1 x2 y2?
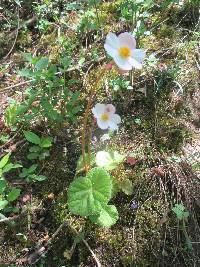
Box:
0 0 200 266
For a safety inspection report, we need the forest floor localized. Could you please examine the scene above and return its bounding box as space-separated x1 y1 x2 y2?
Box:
0 1 200 266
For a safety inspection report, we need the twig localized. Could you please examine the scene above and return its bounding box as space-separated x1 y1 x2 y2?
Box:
82 238 101 267
3 7 20 60
0 209 26 224
8 15 37 39
26 220 101 267
47 221 68 246
68 222 101 267
0 139 26 158
0 125 23 150
27 221 68 264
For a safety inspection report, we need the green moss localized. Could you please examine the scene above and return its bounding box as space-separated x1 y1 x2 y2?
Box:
158 24 176 39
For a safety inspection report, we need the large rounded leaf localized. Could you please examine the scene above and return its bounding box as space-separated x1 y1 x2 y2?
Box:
95 151 125 170
68 168 112 217
89 204 119 228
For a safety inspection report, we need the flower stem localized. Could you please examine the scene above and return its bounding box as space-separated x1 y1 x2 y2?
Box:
81 65 108 173
87 119 95 170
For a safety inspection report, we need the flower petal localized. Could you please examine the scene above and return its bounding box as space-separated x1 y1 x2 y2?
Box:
105 104 116 115
109 114 121 131
113 56 132 70
112 114 121 124
105 32 119 49
128 57 142 69
118 32 136 49
97 119 109 130
132 49 146 63
104 44 117 58
92 103 106 118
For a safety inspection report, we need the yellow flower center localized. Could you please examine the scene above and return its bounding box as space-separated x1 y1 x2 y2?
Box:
119 46 131 58
101 113 109 121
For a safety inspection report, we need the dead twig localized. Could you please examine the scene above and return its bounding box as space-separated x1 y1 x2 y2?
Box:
26 221 68 265
70 224 101 267
0 125 23 151
0 210 26 224
26 220 101 267
8 15 37 39
82 238 101 267
3 7 20 60
0 139 26 158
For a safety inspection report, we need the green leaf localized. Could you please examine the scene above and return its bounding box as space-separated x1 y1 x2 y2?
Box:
35 58 49 70
3 163 22 173
7 188 21 202
40 137 53 148
118 179 133 195
33 175 47 181
0 179 7 194
0 154 10 169
29 146 41 153
0 200 8 210
24 131 41 145
61 57 71 69
27 153 39 160
21 52 33 63
89 204 118 228
16 104 29 115
68 168 112 217
172 204 189 220
28 164 38 174
39 150 50 160
18 68 32 77
19 168 28 178
95 151 125 170
78 57 85 66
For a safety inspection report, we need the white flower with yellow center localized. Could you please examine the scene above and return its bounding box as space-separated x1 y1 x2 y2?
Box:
104 32 146 71
92 103 121 131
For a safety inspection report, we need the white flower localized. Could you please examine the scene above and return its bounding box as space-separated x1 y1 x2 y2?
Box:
92 103 121 131
104 32 146 71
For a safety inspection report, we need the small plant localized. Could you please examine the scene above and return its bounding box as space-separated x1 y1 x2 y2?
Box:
172 204 189 220
172 204 192 250
109 77 133 93
67 30 147 228
19 164 46 182
24 131 53 161
0 153 22 213
18 54 81 124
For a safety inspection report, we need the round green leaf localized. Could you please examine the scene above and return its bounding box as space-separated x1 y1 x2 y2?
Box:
96 151 125 170
68 167 112 217
89 204 118 228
